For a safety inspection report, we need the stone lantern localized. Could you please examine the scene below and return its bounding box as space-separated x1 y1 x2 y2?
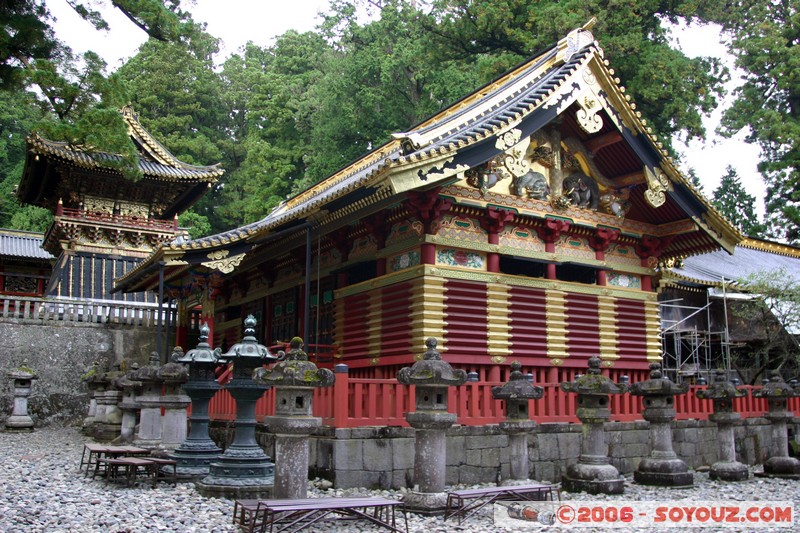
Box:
171 324 224 477
80 362 102 435
157 357 190 451
695 369 749 481
257 337 335 499
197 315 281 499
492 361 544 483
112 363 141 444
133 353 166 449
5 361 38 432
93 363 125 442
397 338 467 514
561 356 628 494
753 370 800 479
630 362 692 487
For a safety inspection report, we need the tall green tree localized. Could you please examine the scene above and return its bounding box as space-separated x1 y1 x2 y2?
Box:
217 32 330 227
0 0 195 190
424 0 728 150
730 268 800 384
100 26 228 232
306 0 483 182
0 90 48 229
1 0 190 89
712 165 764 237
707 0 800 244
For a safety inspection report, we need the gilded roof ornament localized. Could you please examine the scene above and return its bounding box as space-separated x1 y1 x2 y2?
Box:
556 18 597 64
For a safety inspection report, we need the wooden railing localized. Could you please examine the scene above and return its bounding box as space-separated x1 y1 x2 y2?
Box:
58 207 177 232
206 369 800 428
0 295 169 327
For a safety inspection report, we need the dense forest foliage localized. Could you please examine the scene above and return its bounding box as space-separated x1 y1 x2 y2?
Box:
1 0 797 243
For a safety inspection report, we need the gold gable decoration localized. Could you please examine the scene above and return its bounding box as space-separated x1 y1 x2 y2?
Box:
201 250 247 274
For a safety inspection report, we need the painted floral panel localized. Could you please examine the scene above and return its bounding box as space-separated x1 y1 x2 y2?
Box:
390 250 421 272
607 272 641 289
436 248 485 269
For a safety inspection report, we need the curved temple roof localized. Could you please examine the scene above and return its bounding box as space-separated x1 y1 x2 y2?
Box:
115 24 741 294
24 105 224 182
665 239 800 288
0 229 54 260
17 105 224 217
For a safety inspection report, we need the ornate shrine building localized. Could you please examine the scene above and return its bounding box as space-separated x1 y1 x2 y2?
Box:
116 25 740 384
16 106 223 301
0 229 54 298
658 238 800 383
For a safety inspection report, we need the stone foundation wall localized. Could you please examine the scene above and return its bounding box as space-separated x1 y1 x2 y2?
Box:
206 418 793 490
0 318 157 426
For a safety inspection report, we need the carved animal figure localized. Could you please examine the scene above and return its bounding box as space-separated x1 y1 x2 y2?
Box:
600 188 632 218
562 172 599 210
514 170 550 199
466 158 505 195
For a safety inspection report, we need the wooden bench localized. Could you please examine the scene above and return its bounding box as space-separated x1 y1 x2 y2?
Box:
93 457 158 487
444 483 560 524
79 443 109 476
91 455 176 488
80 443 150 477
143 457 178 486
234 497 406 533
233 500 261 531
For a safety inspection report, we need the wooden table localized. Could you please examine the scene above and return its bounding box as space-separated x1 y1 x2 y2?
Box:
444 483 560 524
93 457 158 487
81 444 149 476
82 443 151 479
234 497 407 533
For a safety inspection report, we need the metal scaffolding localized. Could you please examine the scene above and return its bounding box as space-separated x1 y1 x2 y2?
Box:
659 290 733 383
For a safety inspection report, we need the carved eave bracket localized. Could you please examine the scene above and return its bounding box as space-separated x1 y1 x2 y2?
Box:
404 188 454 234
643 165 672 208
534 217 572 245
588 226 620 253
636 235 674 262
482 206 516 235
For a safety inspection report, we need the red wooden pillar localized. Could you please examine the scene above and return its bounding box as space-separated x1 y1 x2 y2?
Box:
545 244 557 280
405 188 453 266
535 218 571 280
640 261 653 292
421 243 436 264
364 213 388 276
481 206 515 273
173 299 188 350
333 363 350 428
636 235 674 292
202 274 222 347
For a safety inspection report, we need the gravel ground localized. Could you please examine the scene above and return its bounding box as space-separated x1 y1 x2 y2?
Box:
1 425 797 532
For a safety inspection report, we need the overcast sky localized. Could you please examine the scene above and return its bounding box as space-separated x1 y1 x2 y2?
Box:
46 0 764 215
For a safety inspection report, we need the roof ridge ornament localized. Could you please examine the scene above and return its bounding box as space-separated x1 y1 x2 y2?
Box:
644 165 671 207
556 18 597 65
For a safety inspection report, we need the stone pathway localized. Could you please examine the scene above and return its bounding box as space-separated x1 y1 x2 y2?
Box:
1 426 798 532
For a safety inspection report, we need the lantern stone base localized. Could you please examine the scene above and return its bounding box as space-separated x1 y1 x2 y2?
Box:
4 415 35 432
171 444 222 479
634 458 693 487
93 423 122 443
401 491 449 515
757 456 800 479
709 461 749 482
196 447 276 499
195 477 274 500
562 463 624 495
